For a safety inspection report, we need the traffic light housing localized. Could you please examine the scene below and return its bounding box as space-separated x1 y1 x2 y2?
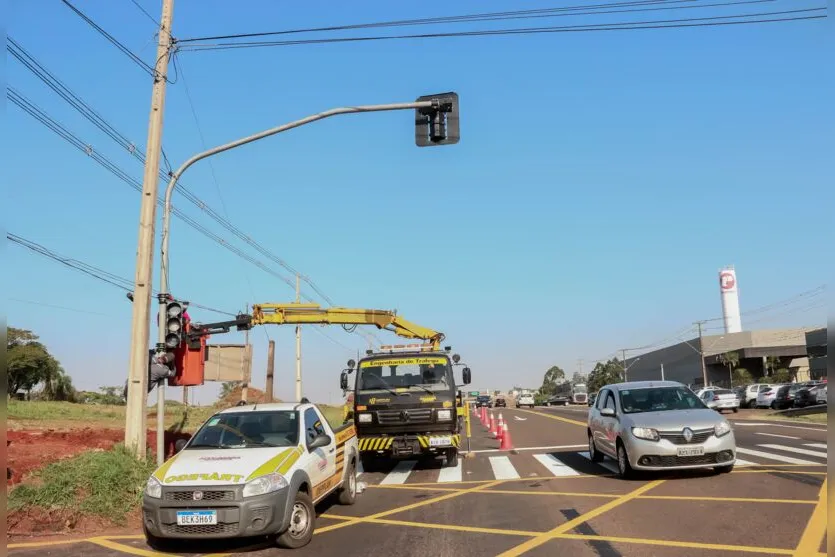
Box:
415 92 459 147
168 322 208 387
163 299 185 350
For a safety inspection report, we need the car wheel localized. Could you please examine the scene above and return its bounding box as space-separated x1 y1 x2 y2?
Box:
588 432 604 462
770 401 777 409
338 459 357 505
732 408 738 413
276 491 316 549
616 441 636 480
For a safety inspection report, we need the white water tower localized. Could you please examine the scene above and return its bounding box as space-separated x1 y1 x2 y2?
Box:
718 266 742 334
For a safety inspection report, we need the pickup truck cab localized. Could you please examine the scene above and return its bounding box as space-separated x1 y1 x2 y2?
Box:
142 402 359 550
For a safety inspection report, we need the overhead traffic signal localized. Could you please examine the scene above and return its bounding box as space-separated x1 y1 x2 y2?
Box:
415 92 460 147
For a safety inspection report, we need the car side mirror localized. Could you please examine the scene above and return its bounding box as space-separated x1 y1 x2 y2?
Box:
340 371 349 390
309 434 331 450
462 367 471 385
174 438 188 453
600 407 616 417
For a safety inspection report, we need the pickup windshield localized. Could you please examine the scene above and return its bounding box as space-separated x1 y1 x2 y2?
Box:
187 410 300 449
618 386 705 414
357 356 453 393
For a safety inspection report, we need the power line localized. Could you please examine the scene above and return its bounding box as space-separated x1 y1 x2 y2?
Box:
58 0 159 77
9 297 117 317
178 8 826 52
177 0 769 42
127 0 160 26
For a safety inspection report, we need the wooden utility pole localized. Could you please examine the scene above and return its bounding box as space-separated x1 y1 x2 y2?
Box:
266 340 276 403
124 0 175 459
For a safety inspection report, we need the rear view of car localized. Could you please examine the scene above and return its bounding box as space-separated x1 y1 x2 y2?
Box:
516 393 535 408
494 397 507 408
771 385 795 410
815 385 827 404
701 389 740 413
756 386 782 408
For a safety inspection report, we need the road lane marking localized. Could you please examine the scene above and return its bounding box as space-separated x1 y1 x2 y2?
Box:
513 416 527 421
804 443 826 449
466 443 587 454
755 432 800 440
379 460 417 484
736 447 818 465
489 456 520 479
757 444 827 459
578 451 619 474
88 537 169 557
321 514 542 537
515 408 587 427
496 479 665 556
437 460 463 483
735 458 756 466
641 495 817 505
8 539 90 549
733 422 827 432
793 478 827 557
555 533 795 555
533 453 580 476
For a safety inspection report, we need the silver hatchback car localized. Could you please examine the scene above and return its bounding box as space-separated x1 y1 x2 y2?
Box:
587 381 737 479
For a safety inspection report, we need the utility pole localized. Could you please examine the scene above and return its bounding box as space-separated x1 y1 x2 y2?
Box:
695 320 708 387
622 349 628 381
266 340 276 403
660 362 665 381
295 274 302 401
242 304 250 403
124 0 174 460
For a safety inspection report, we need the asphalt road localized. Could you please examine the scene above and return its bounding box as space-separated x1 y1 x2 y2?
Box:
9 405 827 557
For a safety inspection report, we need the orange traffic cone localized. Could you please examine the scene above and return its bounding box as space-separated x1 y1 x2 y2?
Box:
489 413 498 437
500 421 513 451
496 414 505 441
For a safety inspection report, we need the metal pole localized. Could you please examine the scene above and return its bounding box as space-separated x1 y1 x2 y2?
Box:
696 321 708 387
661 362 665 381
242 304 250 403
622 349 628 382
266 340 275 403
157 100 438 313
125 0 174 460
295 274 302 401
156 379 165 464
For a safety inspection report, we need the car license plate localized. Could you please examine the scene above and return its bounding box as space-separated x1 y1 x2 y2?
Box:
176 510 217 526
429 436 452 447
677 446 705 457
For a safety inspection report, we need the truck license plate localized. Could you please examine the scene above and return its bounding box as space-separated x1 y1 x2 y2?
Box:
429 436 452 447
176 510 217 526
677 446 705 457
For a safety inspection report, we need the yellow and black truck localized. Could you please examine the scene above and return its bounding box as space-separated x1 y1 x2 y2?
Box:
340 345 471 469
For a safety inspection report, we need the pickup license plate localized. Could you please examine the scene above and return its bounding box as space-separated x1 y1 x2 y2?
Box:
176 510 217 526
677 446 705 457
429 436 452 448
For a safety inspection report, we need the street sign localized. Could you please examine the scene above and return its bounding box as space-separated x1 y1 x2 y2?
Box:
468 391 480 396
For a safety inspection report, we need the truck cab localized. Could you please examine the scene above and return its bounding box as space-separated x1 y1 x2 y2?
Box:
340 345 471 469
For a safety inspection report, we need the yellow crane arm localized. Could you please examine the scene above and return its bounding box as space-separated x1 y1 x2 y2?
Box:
249 303 445 350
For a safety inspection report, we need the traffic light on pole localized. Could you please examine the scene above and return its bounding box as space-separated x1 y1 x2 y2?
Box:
164 299 185 351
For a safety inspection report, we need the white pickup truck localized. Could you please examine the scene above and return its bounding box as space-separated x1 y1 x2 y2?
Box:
142 402 359 550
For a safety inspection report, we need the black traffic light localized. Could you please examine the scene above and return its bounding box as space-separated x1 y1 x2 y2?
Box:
164 299 185 350
415 92 459 147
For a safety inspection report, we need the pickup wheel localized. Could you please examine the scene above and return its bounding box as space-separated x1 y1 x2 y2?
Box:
338 459 358 505
276 491 315 549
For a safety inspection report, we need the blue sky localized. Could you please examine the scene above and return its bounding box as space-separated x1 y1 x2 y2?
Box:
6 0 832 405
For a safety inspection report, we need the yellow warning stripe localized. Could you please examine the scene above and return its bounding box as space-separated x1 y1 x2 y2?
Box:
358 434 460 451
152 452 180 481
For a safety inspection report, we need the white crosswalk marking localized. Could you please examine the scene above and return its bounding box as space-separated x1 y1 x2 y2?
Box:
488 456 520 479
437 461 463 483
757 444 827 460
533 454 580 477
734 458 755 467
804 443 827 450
380 460 417 485
736 447 817 465
578 451 619 474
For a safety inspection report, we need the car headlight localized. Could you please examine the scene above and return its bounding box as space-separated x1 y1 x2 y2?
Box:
358 413 372 423
631 427 659 441
144 476 162 499
714 421 732 438
436 409 452 421
242 473 288 498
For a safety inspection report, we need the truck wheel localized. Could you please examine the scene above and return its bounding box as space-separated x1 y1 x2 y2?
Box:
445 448 458 467
276 491 315 549
338 459 358 505
360 453 378 473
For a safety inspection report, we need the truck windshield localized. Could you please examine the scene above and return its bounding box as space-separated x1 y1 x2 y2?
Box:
187 411 299 449
574 385 588 394
357 356 453 393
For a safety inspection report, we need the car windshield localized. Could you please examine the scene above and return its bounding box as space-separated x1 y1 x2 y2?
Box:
618 386 705 414
187 411 299 449
357 356 453 393
574 385 588 394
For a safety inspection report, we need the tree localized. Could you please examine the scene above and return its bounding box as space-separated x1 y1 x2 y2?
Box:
732 368 754 386
539 366 565 396
765 356 782 377
772 368 792 383
718 351 740 387
220 381 242 398
41 367 77 402
587 358 624 393
7 327 60 395
572 372 588 385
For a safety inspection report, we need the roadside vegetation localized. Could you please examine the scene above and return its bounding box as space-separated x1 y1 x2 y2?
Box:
761 411 827 424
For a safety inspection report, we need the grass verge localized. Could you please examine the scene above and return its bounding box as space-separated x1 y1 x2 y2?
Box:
761 411 828 424
9 445 156 525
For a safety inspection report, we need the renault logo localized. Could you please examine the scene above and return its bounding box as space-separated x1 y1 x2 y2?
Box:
193 491 204 501
400 410 410 422
682 428 694 443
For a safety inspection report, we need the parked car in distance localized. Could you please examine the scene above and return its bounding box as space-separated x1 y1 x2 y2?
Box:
794 383 824 407
770 384 796 410
756 385 788 409
516 392 535 409
587 381 736 479
700 389 740 413
815 385 827 404
741 384 773 408
494 397 507 408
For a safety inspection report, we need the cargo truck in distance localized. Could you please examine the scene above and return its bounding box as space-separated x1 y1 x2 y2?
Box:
341 344 471 470
546 382 589 406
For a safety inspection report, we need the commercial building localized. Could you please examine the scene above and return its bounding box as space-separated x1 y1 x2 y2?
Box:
623 327 827 388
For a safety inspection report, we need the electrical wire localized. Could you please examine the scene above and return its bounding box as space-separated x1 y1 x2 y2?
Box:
177 0 768 42
127 0 159 26
178 8 826 52
9 297 118 317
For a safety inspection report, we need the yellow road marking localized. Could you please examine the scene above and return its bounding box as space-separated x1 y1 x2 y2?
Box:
88 536 175 556
792 478 827 557
732 469 826 475
315 479 505 535
322 514 542 537
8 538 88 549
515 408 587 427
397 473 618 488
556 533 795 555
641 494 817 505
496 479 666 556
